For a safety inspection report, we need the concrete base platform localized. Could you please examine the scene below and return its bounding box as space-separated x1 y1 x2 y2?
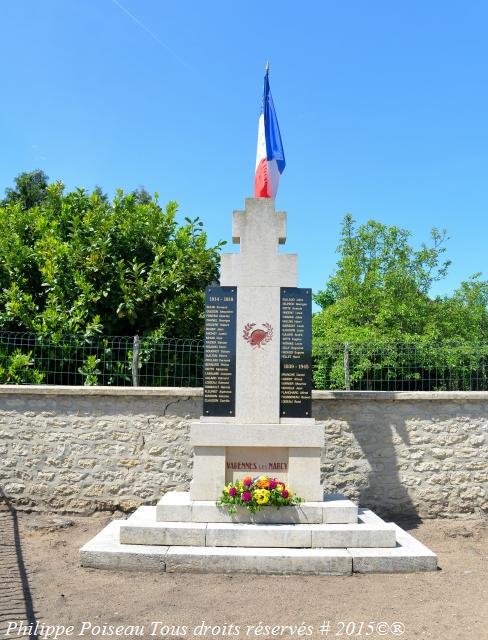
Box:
80 521 168 572
81 521 351 575
80 504 437 575
349 509 438 573
156 491 358 524
119 506 397 548
165 546 351 575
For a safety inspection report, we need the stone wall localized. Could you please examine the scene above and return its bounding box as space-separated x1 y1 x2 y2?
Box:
315 391 487 519
0 386 486 518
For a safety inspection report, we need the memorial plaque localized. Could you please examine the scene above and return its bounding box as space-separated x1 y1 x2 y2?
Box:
203 286 237 416
280 288 312 418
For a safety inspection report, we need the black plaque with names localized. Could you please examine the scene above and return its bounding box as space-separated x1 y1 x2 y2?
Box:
203 286 237 417
280 288 312 418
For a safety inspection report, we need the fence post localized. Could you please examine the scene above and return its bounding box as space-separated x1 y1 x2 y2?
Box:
132 335 140 387
344 342 351 390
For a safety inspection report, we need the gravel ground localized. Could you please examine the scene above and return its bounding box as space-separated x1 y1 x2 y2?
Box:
1 509 487 640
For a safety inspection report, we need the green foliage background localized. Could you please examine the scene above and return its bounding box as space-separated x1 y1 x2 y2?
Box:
312 215 488 390
0 170 223 338
1 171 487 388
0 171 222 384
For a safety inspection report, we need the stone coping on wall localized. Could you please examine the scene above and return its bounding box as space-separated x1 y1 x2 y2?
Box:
0 385 203 396
0 385 487 401
312 390 488 400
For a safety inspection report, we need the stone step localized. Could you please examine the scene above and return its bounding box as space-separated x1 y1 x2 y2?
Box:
156 491 358 524
80 521 168 572
121 509 206 546
80 517 437 574
353 510 438 573
120 506 397 548
164 546 352 575
82 521 351 575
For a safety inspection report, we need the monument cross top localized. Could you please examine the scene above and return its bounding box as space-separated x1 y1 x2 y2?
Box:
220 198 297 289
232 203 286 246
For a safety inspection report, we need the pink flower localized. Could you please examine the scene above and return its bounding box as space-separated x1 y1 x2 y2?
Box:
241 491 252 502
281 489 289 499
269 479 278 489
229 486 237 497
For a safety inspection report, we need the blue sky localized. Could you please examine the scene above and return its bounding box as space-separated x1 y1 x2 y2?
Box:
1 0 487 303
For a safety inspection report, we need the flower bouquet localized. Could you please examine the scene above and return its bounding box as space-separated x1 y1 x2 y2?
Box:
218 475 302 514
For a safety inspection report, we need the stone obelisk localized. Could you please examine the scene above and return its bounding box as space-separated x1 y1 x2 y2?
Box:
190 197 323 501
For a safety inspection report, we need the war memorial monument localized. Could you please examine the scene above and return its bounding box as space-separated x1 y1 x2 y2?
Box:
80 196 437 574
80 68 436 574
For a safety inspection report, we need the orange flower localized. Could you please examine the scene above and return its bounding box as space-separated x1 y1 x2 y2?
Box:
256 475 270 489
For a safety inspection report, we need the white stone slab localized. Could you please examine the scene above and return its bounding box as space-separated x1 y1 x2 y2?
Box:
116 505 387 549
165 546 352 575
323 494 358 524
357 507 386 524
312 523 397 548
288 447 323 501
350 521 438 573
155 492 357 524
190 501 324 524
206 523 311 548
190 423 323 447
79 521 167 571
321 498 358 524
190 445 225 501
156 491 191 522
119 507 206 546
197 417 316 425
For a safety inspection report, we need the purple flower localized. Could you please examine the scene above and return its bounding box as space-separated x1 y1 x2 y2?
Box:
229 486 237 497
241 491 252 502
269 479 278 489
281 489 289 499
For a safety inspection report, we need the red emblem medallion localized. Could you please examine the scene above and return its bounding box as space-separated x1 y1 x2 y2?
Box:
242 322 273 349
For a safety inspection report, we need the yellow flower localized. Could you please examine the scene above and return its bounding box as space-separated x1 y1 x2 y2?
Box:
223 484 231 495
254 489 270 505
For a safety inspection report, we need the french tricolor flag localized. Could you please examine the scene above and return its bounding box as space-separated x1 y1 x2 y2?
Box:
254 66 286 199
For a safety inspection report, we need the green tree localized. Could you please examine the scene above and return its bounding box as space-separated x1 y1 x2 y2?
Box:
2 169 49 209
314 213 473 342
0 173 224 339
312 215 488 389
430 274 488 342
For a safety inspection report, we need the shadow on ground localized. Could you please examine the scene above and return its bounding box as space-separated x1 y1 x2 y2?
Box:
0 489 39 638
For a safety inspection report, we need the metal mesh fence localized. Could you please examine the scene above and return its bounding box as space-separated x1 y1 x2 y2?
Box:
313 341 488 391
0 331 487 390
0 331 204 387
